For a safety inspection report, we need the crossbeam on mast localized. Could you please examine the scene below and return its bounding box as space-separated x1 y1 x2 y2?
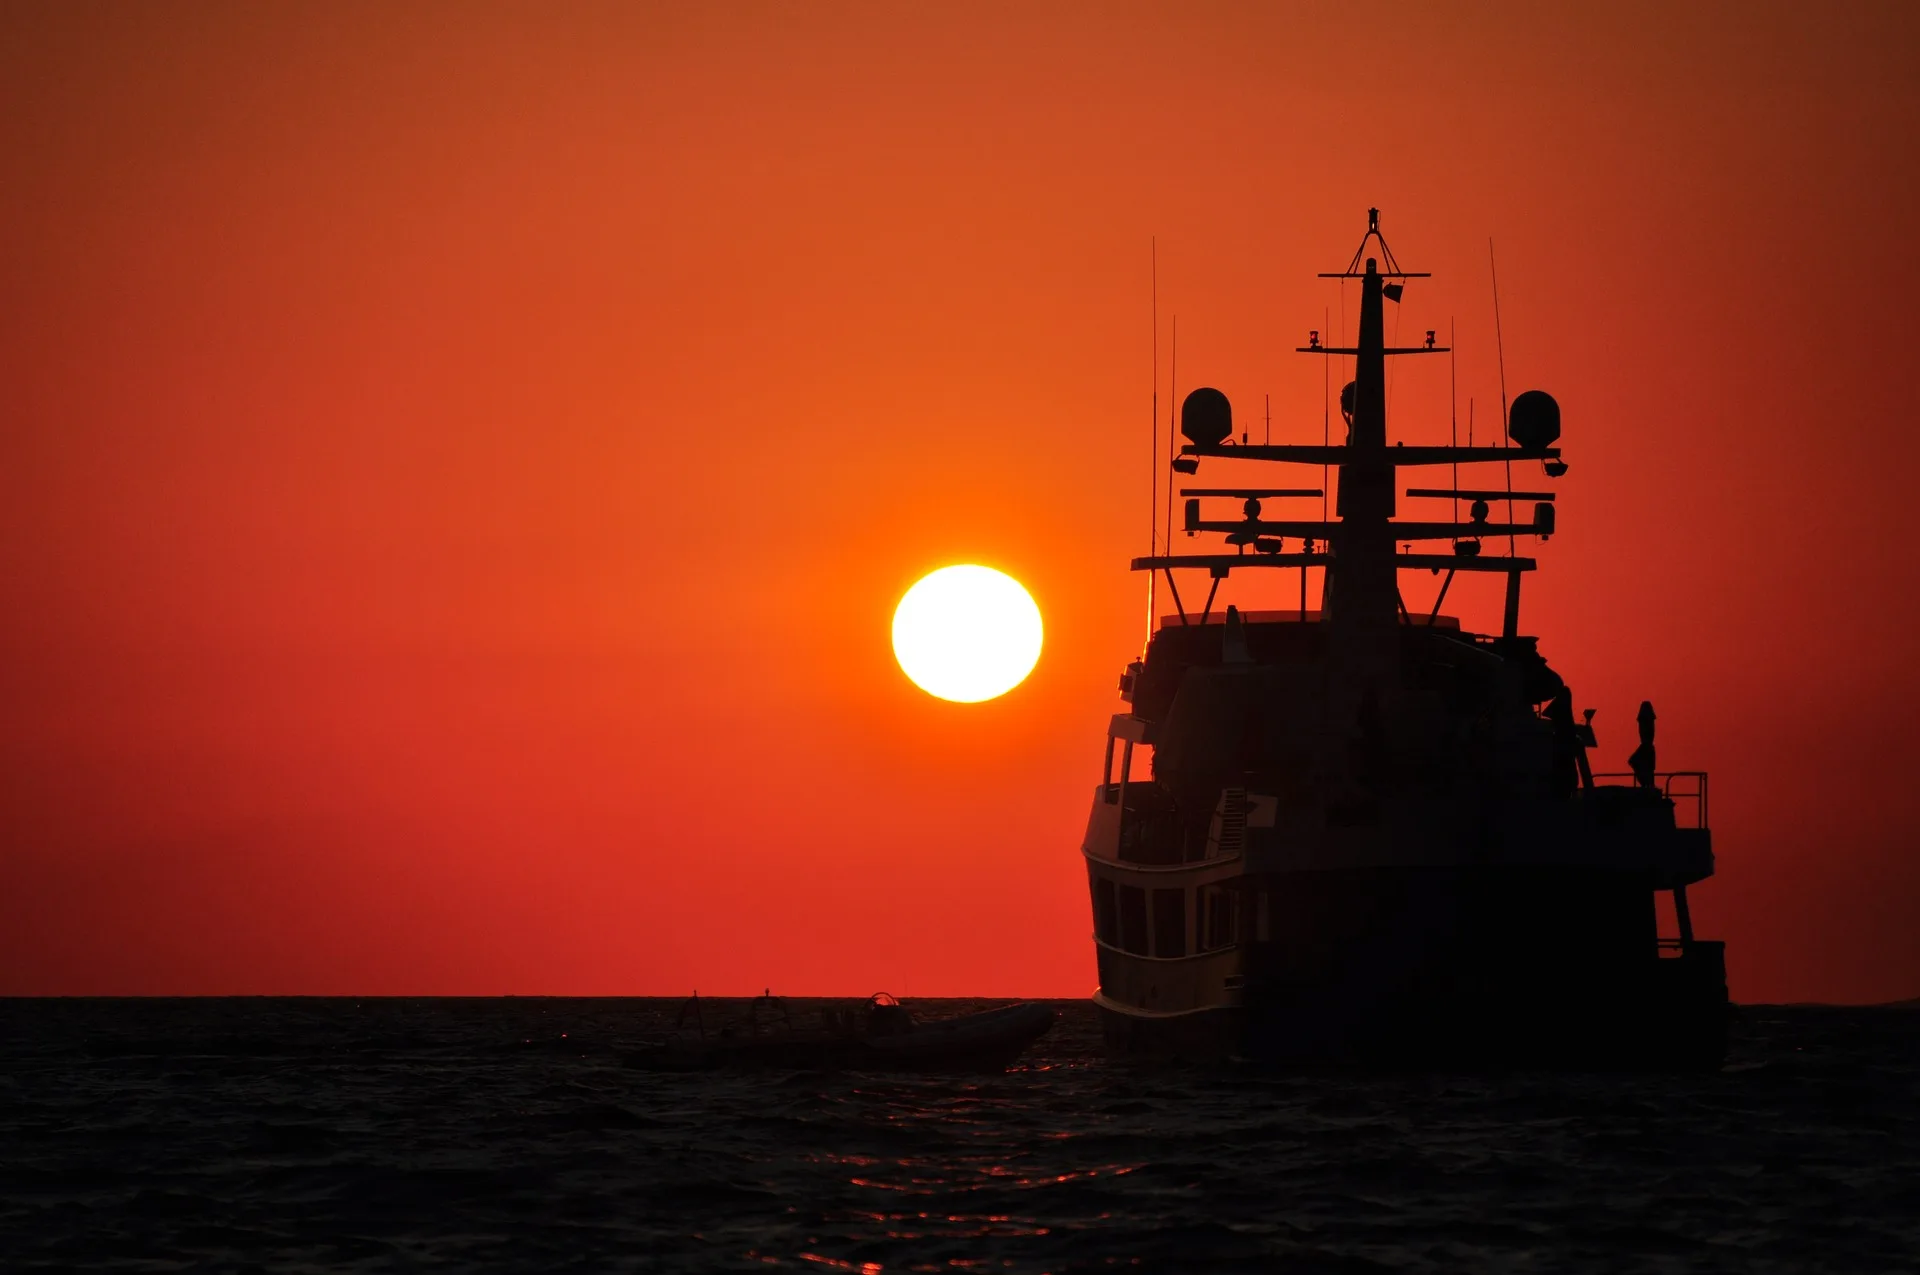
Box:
1294 345 1448 355
1131 553 1536 573
1179 488 1323 498
1406 487 1556 501
1182 444 1560 466
1186 518 1549 541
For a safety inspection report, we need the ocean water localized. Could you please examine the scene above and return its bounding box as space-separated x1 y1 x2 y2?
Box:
2 998 1915 1273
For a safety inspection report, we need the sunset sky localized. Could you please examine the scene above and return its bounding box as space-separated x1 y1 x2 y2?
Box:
3 3 1917 1002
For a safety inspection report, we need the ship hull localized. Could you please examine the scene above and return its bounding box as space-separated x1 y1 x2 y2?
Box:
1095 944 1727 1071
1089 865 1728 1071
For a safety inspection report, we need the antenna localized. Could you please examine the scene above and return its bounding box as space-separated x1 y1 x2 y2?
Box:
1491 239 1515 558
1321 306 1330 522
1147 239 1158 640
1490 238 1509 431
1165 316 1177 562
1386 265 1402 424
1449 317 1458 537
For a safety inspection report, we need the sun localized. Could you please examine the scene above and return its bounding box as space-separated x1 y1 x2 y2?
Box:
892 565 1044 703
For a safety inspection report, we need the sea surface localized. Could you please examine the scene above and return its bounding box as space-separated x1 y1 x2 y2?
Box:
2 998 1916 1273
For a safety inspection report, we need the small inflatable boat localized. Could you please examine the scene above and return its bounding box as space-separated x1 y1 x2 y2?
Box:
623 995 1054 1073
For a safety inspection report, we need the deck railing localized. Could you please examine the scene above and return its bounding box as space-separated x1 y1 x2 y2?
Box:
1590 770 1709 829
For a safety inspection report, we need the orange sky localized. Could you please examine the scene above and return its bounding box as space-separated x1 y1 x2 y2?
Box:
3 3 1917 1001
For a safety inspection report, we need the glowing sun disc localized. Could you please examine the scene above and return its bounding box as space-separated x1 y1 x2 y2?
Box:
892 565 1043 703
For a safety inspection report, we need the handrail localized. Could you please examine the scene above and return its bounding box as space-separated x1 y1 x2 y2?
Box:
1590 770 1709 829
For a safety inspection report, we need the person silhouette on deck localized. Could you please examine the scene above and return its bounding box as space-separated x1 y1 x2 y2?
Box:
1628 700 1657 789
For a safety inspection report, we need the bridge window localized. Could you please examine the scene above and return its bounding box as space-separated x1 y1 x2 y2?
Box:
1090 873 1117 945
1122 742 1154 782
1117 885 1149 955
1152 888 1187 958
1198 885 1238 951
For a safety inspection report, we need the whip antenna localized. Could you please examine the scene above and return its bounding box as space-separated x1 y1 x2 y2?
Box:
1490 238 1509 430
1166 316 1177 561
1147 239 1158 639
1491 239 1515 558
1450 317 1459 534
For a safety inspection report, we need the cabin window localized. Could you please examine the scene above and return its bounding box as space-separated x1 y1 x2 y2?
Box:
1117 885 1149 955
1152 888 1187 959
1091 873 1118 945
1199 885 1238 951
1102 730 1154 805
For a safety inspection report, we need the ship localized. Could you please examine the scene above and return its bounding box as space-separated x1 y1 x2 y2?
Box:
1083 211 1727 1069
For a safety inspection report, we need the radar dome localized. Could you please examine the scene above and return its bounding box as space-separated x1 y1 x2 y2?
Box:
1508 390 1561 450
1180 387 1233 447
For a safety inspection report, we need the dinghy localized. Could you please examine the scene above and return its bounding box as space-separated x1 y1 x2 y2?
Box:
623 995 1054 1073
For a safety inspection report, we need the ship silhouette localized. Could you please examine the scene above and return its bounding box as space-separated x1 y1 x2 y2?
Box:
1084 211 1726 1069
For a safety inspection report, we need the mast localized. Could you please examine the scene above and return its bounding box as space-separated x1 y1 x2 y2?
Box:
1328 252 1397 641
1133 209 1561 648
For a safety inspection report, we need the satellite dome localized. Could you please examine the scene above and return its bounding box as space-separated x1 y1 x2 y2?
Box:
1181 388 1233 447
1508 390 1561 450
1339 381 1357 420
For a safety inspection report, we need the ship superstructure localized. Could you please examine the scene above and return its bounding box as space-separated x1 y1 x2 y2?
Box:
1083 211 1726 1068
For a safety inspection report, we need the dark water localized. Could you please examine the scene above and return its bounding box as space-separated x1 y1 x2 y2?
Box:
2 999 1916 1273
